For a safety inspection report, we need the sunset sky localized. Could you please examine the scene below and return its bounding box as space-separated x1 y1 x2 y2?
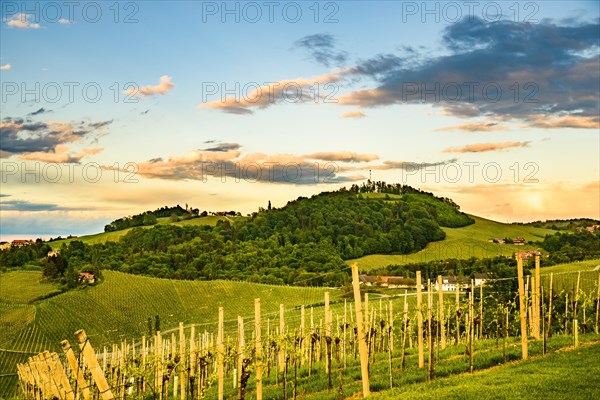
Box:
1 1 599 240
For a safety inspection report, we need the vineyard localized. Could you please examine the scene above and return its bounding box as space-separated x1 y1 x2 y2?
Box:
7 257 600 399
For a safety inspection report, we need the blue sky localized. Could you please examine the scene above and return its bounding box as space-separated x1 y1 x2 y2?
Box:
1 1 599 239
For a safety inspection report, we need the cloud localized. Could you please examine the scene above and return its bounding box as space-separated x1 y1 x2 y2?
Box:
0 117 111 162
339 18 600 128
202 142 242 152
27 108 50 116
199 72 343 114
435 122 507 132
339 111 366 118
124 75 175 97
104 145 376 185
443 141 530 153
0 64 11 70
0 199 90 212
306 151 379 163
370 158 458 171
294 33 348 67
5 13 41 29
523 115 599 129
57 18 71 25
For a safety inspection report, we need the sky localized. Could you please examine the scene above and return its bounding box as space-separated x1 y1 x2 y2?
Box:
0 0 599 240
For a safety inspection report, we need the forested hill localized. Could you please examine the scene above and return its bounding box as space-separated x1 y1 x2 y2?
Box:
1 183 474 286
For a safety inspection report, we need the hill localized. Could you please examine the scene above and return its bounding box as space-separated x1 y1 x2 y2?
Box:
348 215 556 270
47 215 245 249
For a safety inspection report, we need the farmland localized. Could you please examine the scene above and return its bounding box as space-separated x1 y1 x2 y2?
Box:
3 258 600 398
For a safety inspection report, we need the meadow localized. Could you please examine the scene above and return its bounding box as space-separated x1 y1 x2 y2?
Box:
349 215 556 270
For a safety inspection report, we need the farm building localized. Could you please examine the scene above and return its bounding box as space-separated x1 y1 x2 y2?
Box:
79 272 96 284
11 240 31 248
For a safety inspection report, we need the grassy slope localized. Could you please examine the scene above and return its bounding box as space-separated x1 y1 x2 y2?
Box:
380 342 600 400
0 271 61 304
350 215 556 270
48 215 246 249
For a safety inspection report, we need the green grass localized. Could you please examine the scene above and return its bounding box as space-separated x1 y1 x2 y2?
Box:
349 215 556 270
379 341 600 399
0 271 61 304
48 215 246 249
540 258 600 274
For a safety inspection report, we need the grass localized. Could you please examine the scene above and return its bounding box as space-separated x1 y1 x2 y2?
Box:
540 258 600 274
48 215 247 249
0 270 61 304
379 341 600 399
349 215 556 270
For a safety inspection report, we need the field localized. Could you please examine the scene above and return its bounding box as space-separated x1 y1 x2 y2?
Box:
379 340 600 400
3 262 600 398
0 271 61 304
349 215 556 270
48 215 246 248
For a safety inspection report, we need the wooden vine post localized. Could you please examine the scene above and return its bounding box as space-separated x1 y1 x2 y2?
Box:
61 339 91 400
351 263 371 397
534 255 541 339
255 299 263 400
479 283 484 340
455 286 460 345
416 271 424 368
74 329 115 400
427 280 434 381
574 271 581 347
548 273 553 337
437 275 446 349
469 280 474 373
595 273 600 335
516 254 528 359
279 304 286 374
217 307 225 400
324 292 332 380
401 293 408 370
237 316 245 400
179 322 186 400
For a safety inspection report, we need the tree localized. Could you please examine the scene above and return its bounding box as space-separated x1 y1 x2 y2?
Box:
143 214 157 225
169 213 179 223
154 315 160 332
268 200 272 210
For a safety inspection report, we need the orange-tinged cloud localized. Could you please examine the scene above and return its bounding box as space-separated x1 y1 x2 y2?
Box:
339 111 366 118
306 151 378 163
435 122 508 132
338 88 389 107
199 72 343 114
524 115 599 129
0 64 11 70
124 75 175 97
444 142 530 153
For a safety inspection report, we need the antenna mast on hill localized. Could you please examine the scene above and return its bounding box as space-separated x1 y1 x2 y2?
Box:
369 169 372 181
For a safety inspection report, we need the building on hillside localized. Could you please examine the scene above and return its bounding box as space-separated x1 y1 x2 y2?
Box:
78 272 95 284
435 276 469 291
586 224 600 232
513 237 526 245
0 242 11 251
515 250 542 260
358 275 414 289
47 250 59 257
358 275 382 286
474 273 489 287
11 239 31 248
